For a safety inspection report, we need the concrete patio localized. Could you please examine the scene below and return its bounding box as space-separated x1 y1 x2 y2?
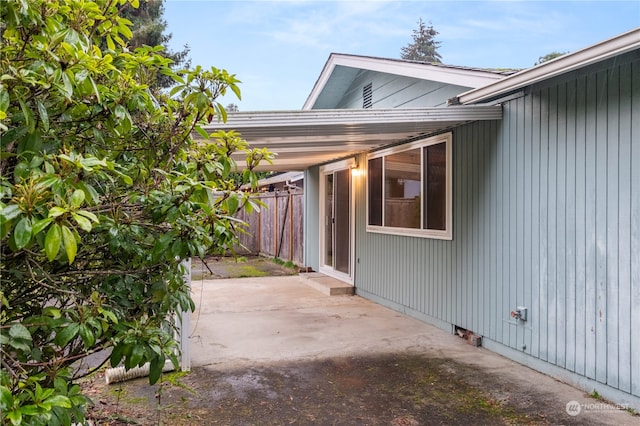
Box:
186 275 637 425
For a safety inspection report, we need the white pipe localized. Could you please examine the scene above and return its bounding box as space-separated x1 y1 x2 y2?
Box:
104 360 175 384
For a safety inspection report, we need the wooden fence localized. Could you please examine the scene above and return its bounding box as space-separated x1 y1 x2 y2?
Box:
235 191 304 265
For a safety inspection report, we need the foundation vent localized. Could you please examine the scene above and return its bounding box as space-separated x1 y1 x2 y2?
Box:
454 325 482 347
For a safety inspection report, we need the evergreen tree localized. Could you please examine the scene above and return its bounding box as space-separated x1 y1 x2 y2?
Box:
535 51 568 65
121 0 191 89
400 18 442 63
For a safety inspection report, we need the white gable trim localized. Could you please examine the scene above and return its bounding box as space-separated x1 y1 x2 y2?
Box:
303 54 508 110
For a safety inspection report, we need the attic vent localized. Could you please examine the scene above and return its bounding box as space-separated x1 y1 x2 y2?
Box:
362 83 373 109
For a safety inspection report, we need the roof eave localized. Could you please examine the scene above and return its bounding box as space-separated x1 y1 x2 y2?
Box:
456 27 640 105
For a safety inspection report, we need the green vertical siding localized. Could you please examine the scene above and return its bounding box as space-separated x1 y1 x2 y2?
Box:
354 55 639 399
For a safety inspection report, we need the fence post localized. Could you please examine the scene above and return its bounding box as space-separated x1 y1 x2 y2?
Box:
273 194 278 256
289 192 294 261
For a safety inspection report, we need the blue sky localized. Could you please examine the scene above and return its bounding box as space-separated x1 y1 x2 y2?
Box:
164 0 639 111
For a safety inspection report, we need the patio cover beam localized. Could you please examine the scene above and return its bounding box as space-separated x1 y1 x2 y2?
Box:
200 106 502 171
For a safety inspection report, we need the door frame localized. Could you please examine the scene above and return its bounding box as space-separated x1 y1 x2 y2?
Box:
318 158 356 285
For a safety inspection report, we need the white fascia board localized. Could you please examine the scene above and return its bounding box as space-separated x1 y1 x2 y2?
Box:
207 106 503 131
331 54 506 86
458 27 640 105
302 53 339 110
303 53 507 110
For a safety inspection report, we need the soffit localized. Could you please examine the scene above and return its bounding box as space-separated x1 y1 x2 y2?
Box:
200 106 502 172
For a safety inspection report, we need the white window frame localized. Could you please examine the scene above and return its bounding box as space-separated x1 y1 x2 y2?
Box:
318 158 356 284
366 132 452 240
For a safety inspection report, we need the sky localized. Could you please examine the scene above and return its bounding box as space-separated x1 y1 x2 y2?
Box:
164 0 640 111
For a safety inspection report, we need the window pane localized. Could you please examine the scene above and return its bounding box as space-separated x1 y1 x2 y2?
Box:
324 174 333 267
424 143 446 230
334 169 350 274
384 148 421 228
368 157 383 226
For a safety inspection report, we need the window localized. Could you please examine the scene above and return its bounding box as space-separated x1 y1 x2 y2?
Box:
367 133 452 239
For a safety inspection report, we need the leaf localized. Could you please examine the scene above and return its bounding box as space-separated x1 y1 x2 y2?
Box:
110 343 126 367
78 181 100 204
194 125 209 139
54 323 79 347
35 176 59 190
148 355 163 385
88 76 101 103
76 210 99 223
114 104 127 120
129 343 145 368
71 212 92 232
61 225 77 264
70 189 85 208
43 306 61 319
45 223 61 261
0 386 13 411
0 89 9 112
6 409 21 425
78 324 95 348
9 323 32 341
36 99 49 132
18 98 34 133
48 206 67 218
17 405 40 416
32 217 52 235
60 71 73 99
13 216 32 249
230 83 242 100
227 194 239 215
8 323 32 352
44 395 71 409
216 102 227 123
0 204 22 221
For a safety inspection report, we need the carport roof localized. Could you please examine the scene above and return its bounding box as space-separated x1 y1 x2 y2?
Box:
201 105 502 171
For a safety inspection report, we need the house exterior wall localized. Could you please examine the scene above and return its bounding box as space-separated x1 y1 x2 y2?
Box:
336 70 471 109
353 53 640 404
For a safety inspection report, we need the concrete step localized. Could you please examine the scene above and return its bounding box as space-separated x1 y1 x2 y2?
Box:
299 272 354 296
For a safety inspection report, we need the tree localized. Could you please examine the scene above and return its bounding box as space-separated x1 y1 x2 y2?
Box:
0 0 271 424
535 51 568 65
120 0 191 90
400 18 442 63
226 103 239 112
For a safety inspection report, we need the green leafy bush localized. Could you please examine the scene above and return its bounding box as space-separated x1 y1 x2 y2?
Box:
0 0 271 424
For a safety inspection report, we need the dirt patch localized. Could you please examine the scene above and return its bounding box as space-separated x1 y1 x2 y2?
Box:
190 256 298 280
84 354 560 425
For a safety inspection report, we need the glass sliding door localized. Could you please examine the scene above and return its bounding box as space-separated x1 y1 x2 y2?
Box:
321 165 352 280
